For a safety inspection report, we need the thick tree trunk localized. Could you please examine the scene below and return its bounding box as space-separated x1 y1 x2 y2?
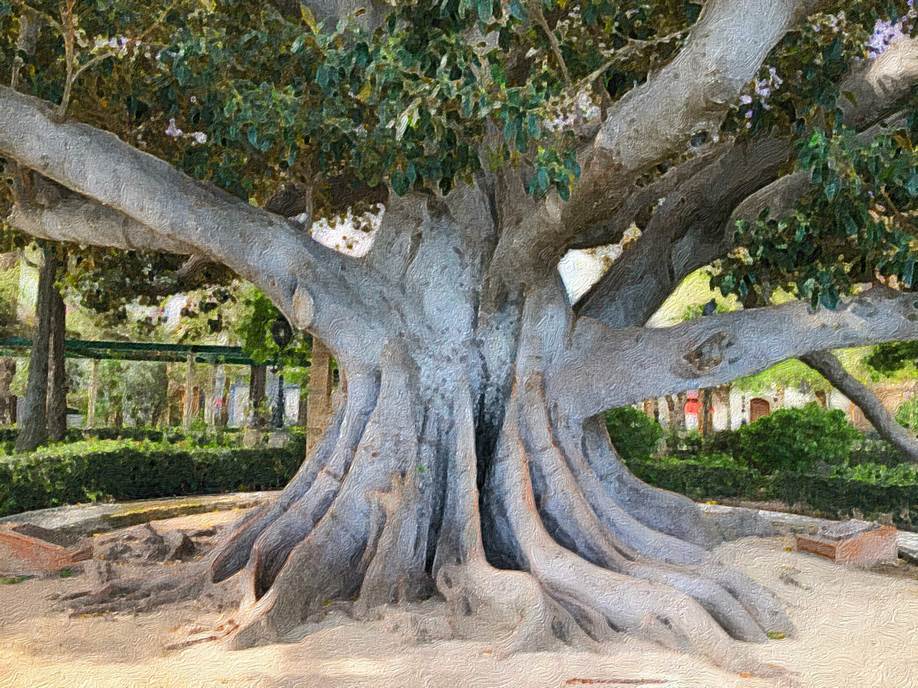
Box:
802 351 918 463
46 281 67 441
15 245 57 452
187 285 790 679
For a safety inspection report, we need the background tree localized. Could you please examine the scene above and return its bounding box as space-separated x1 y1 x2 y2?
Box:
1 0 917 678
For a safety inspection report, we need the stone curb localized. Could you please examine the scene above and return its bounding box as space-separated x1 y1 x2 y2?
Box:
701 503 918 564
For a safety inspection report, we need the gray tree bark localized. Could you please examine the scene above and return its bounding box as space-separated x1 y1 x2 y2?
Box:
802 351 918 463
15 245 57 452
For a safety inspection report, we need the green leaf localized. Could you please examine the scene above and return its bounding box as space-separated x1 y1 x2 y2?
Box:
477 0 493 22
906 173 918 198
903 257 915 288
316 64 332 90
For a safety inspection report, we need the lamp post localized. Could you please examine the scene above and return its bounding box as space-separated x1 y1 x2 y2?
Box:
270 316 293 429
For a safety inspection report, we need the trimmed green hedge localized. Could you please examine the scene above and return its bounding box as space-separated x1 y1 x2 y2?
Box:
628 455 917 530
0 426 244 454
1 428 914 532
0 437 304 517
771 471 917 529
605 407 663 462
628 456 768 501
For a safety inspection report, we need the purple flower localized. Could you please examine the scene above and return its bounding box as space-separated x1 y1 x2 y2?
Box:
165 118 183 138
868 18 908 58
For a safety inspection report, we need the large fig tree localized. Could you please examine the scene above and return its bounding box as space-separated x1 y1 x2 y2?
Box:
1 0 917 676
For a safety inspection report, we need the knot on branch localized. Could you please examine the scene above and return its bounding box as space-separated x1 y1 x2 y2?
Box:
681 330 734 376
291 284 314 329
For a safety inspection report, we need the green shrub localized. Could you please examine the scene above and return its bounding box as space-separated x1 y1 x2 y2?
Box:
704 429 744 458
605 406 663 461
736 403 859 474
896 398 918 432
0 436 305 517
0 426 246 455
664 430 706 459
850 434 909 467
772 464 917 529
626 454 767 501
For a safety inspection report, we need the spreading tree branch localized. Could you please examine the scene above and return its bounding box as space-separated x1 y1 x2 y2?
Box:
579 37 918 329
801 350 918 463
487 0 832 288
552 287 918 419
0 86 392 365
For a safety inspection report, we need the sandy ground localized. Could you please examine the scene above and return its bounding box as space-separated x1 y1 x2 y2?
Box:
0 514 916 688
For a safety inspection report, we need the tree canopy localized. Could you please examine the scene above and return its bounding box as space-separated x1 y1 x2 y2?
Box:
2 1 915 313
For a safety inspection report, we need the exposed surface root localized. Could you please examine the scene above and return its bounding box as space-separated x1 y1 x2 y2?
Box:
227 349 427 649
52 356 797 686
59 561 222 616
481 377 797 682
210 375 377 584
579 417 719 547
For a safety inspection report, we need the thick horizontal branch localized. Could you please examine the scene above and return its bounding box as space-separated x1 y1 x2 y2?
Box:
8 178 196 255
551 288 918 419
0 86 393 366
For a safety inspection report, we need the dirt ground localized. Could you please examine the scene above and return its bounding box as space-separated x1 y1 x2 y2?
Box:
0 512 916 688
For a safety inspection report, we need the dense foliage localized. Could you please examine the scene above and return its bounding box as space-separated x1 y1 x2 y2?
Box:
0 432 304 516
734 403 861 473
626 453 918 529
0 0 915 319
897 396 918 430
604 405 662 461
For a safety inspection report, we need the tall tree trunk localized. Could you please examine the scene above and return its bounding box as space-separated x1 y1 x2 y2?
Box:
664 394 676 429
86 359 99 428
673 392 687 431
46 280 67 441
247 364 267 429
699 388 714 436
182 353 195 432
15 245 57 452
296 381 308 427
802 351 918 462
305 339 332 453
0 358 16 425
